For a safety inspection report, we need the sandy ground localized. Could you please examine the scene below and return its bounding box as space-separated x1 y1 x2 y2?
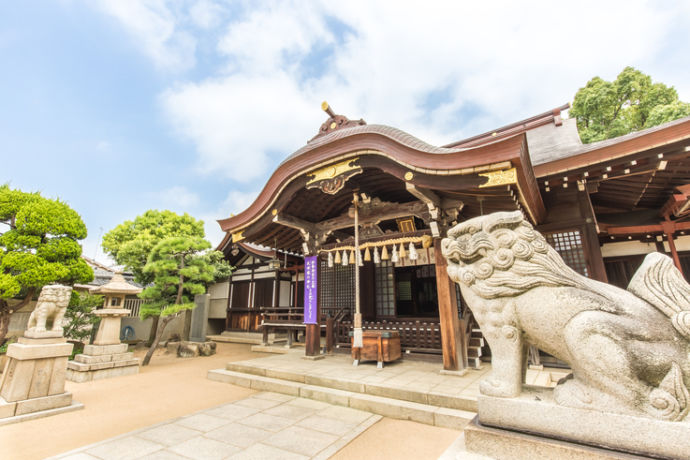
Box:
0 343 461 460
330 418 460 460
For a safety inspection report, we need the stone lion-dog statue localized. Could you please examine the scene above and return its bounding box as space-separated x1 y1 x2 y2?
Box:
26 284 73 336
442 210 690 422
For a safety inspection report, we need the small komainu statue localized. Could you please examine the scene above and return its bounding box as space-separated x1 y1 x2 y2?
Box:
442 211 690 422
26 284 73 336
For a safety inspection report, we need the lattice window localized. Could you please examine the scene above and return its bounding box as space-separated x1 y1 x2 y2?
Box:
319 260 355 317
375 261 395 316
545 230 588 277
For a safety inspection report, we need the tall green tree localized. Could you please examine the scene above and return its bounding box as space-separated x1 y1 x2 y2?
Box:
0 185 93 344
102 210 205 344
139 236 231 366
571 67 690 143
64 291 102 344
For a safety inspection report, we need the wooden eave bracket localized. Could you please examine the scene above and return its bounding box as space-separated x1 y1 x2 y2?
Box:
405 183 441 219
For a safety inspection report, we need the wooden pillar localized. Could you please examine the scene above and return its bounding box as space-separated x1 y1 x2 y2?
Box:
662 220 684 274
434 239 465 372
579 191 608 282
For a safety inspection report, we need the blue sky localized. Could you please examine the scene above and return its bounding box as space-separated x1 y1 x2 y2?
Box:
2 1 690 264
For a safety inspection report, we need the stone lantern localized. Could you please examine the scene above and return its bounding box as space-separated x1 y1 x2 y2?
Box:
66 273 141 382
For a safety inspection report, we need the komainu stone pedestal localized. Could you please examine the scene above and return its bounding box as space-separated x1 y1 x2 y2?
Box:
465 387 690 460
0 336 83 422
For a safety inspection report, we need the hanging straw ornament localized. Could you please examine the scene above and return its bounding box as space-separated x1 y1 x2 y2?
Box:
358 250 364 266
373 246 381 264
409 242 418 260
381 245 389 260
348 250 354 265
399 243 406 259
334 250 341 264
391 244 399 263
364 247 371 262
328 251 334 267
342 250 349 266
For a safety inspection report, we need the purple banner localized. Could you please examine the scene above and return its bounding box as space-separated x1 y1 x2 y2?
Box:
304 256 318 324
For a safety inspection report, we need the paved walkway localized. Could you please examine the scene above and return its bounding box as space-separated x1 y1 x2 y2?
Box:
51 392 382 460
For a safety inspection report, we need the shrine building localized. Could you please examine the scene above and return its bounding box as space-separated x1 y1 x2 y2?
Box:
214 102 690 372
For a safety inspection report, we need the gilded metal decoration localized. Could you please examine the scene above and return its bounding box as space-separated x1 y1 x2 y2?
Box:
231 230 245 243
479 167 517 188
306 158 363 195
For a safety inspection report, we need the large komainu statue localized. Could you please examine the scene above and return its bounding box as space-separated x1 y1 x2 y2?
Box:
441 211 690 422
26 284 73 335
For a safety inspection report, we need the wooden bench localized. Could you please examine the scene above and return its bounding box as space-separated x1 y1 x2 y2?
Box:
259 308 325 347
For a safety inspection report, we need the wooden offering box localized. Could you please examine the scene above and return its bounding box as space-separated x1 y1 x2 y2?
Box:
351 330 402 368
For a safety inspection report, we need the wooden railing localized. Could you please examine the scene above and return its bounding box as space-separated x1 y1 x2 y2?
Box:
259 307 304 325
337 319 442 353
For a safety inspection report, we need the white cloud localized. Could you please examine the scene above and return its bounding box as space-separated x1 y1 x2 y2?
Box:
188 0 224 29
96 0 196 71
160 72 322 182
157 185 200 209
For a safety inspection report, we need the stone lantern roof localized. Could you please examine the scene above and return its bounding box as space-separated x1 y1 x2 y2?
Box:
91 272 142 295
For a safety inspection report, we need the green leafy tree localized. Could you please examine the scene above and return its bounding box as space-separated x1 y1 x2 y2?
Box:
0 185 93 345
570 66 690 143
64 291 102 344
102 210 205 344
139 236 231 366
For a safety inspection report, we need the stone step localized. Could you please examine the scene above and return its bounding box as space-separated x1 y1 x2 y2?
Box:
468 357 483 369
468 338 484 348
467 347 482 358
223 362 476 412
207 369 475 430
208 331 285 345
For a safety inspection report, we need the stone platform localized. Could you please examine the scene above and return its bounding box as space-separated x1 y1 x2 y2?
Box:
464 417 644 460
66 343 139 383
474 386 689 459
208 350 566 433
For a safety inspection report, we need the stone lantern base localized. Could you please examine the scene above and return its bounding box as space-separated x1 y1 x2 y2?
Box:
66 343 139 382
66 308 139 382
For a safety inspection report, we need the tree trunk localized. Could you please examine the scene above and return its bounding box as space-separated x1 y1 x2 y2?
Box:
0 303 10 347
142 315 173 366
146 315 159 347
0 289 36 345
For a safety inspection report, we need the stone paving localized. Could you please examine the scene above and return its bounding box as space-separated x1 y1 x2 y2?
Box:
50 392 382 460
